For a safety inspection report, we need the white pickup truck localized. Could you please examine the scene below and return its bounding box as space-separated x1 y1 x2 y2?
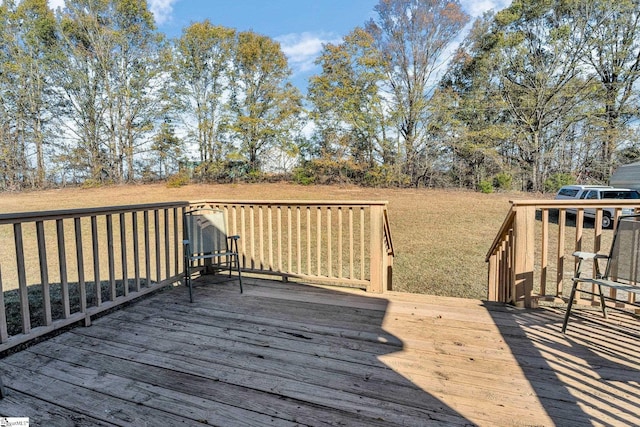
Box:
555 185 640 228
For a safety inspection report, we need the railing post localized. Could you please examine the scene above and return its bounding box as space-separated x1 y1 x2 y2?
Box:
369 204 384 293
385 250 393 291
487 253 497 301
513 205 537 308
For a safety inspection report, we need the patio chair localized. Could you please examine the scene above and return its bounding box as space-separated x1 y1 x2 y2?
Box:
562 214 640 333
183 208 243 302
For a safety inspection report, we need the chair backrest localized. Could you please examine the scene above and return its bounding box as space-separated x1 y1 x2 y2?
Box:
184 208 229 256
606 214 640 283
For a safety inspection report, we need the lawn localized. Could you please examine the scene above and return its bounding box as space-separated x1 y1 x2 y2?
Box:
0 183 527 299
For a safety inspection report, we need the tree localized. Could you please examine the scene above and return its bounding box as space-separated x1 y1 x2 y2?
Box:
151 118 182 178
0 0 23 189
308 27 392 168
493 0 595 191
366 0 470 184
55 0 161 183
229 31 302 172
109 0 164 182
0 0 58 189
572 0 640 179
436 13 513 189
173 21 236 166
13 0 58 187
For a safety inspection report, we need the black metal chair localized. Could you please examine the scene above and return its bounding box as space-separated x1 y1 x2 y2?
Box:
183 208 243 302
563 214 640 333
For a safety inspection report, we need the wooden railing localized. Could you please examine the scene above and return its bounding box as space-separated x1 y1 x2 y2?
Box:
189 200 394 292
486 200 639 308
0 202 188 353
0 199 393 353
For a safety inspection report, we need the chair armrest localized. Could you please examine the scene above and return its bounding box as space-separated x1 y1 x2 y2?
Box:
572 251 608 260
228 235 240 241
572 252 608 279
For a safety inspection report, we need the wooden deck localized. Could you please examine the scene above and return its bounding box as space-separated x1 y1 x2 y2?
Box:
1 276 640 426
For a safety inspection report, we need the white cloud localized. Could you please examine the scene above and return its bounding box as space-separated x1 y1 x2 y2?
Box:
460 0 512 18
48 0 178 24
148 0 178 25
47 0 64 11
275 2 514 81
276 32 342 75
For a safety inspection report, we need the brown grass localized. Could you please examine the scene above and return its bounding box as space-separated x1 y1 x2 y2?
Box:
0 183 523 299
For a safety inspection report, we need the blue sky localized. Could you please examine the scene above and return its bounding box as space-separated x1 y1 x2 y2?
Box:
49 0 513 91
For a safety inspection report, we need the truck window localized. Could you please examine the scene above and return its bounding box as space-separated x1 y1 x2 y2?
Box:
558 188 579 197
601 191 640 199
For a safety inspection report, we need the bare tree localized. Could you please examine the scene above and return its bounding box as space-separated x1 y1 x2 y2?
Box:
574 0 640 178
366 0 469 185
173 21 236 165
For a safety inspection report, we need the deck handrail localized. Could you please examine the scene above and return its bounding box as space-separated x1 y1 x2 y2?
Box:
0 201 189 353
0 201 189 224
189 200 393 292
0 199 394 353
486 199 640 308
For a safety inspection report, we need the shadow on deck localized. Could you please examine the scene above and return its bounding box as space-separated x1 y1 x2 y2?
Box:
0 275 639 426
492 302 640 426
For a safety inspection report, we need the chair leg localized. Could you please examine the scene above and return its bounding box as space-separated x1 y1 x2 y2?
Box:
236 253 243 294
562 280 579 333
185 259 193 303
597 285 607 319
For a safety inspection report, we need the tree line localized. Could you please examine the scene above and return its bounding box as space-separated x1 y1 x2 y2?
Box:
1 0 639 193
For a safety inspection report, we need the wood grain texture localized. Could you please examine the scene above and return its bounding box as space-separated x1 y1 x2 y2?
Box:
1 277 639 426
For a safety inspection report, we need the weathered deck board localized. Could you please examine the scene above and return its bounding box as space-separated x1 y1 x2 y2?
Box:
1 276 640 426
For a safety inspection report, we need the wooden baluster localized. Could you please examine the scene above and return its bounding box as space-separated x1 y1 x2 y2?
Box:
143 210 151 287
120 213 128 296
540 209 548 297
287 206 292 275
267 206 273 271
132 212 141 292
316 207 322 276
74 217 87 317
296 207 302 275
575 209 584 303
14 223 30 334
338 207 343 279
57 219 70 318
36 221 52 325
557 209 566 298
307 207 311 276
154 210 161 283
91 216 101 306
240 205 247 269
106 215 116 300
349 208 354 279
259 206 265 270
277 206 283 273
164 209 170 280
250 206 256 270
0 264 8 342
327 208 332 278
360 208 365 280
